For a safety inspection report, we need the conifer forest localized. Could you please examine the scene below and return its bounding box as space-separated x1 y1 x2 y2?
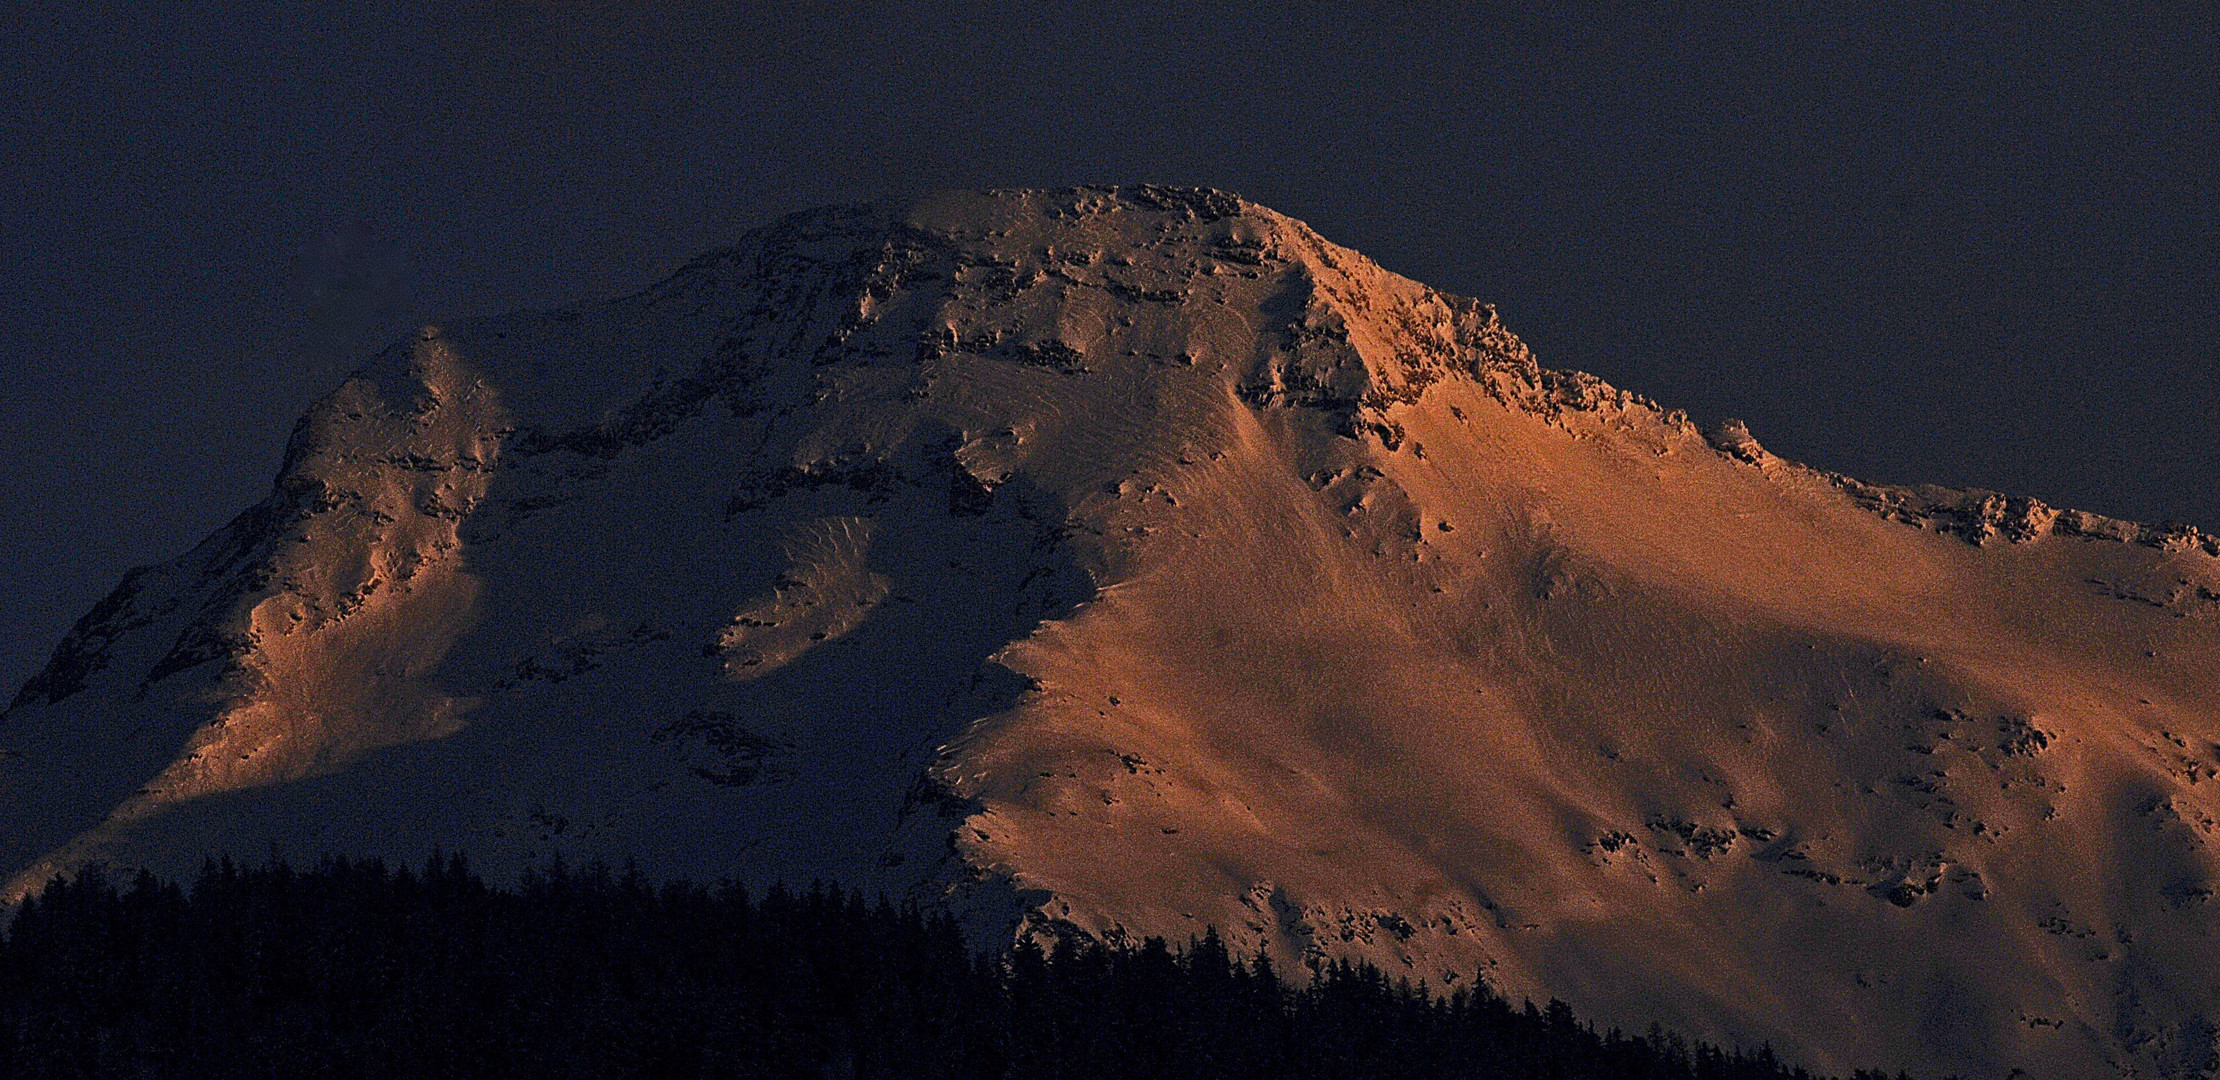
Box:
0 855 1926 1079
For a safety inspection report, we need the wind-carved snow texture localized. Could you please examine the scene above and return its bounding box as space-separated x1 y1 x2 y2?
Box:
6 186 2220 1079
714 517 891 679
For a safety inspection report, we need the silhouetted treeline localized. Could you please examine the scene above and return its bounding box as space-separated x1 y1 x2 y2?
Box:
0 855 1919 1080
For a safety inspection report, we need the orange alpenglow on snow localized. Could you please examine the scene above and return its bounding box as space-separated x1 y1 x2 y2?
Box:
7 186 2218 1078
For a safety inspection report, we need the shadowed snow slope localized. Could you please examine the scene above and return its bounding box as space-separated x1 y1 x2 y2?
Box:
9 187 2220 1078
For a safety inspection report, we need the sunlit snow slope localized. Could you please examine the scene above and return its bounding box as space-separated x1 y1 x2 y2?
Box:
9 187 2220 1078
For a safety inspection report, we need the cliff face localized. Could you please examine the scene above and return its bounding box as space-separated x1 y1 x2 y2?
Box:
9 186 2220 1078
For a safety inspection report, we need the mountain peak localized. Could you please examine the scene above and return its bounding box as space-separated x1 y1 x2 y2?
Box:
9 188 2220 1079
690 184 1553 451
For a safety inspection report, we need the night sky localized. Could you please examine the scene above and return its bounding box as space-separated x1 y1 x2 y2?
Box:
3 2 2214 692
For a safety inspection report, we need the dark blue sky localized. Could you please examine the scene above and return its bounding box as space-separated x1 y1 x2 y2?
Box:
3 1 2215 691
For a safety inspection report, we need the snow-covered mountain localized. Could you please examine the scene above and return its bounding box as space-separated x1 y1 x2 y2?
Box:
9 186 2219 1078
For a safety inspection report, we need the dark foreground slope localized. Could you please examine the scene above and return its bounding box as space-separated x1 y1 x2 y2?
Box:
0 857 1897 1080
